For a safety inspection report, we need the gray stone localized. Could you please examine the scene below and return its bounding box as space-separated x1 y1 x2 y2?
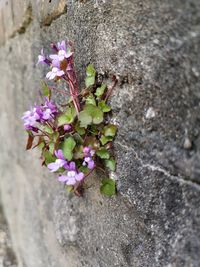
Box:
0 0 200 266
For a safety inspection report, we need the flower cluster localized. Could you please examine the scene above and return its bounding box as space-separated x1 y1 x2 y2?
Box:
22 40 117 197
37 40 80 114
22 98 57 132
48 149 85 185
83 147 95 170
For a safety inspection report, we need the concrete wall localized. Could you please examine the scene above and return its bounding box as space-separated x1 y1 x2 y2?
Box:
0 0 200 266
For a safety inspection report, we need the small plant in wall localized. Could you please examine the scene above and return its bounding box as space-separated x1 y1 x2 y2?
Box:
22 40 117 197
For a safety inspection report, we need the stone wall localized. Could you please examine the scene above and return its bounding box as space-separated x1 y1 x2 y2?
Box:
0 0 200 266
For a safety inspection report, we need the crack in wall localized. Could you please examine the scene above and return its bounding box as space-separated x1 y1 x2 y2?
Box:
41 1 67 26
115 141 200 189
0 1 67 46
11 4 33 36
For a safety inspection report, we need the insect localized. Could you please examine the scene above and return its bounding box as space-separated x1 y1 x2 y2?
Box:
49 0 52 2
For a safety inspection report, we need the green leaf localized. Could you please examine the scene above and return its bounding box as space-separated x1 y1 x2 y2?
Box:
42 125 53 134
58 107 76 126
98 101 111 112
55 167 65 173
43 150 56 165
100 135 113 145
95 84 106 98
79 104 103 127
85 76 95 88
90 125 98 135
49 141 55 154
73 133 84 145
103 124 117 137
51 132 59 142
41 82 51 98
61 136 76 160
100 178 116 196
37 141 45 150
75 123 86 135
104 159 116 171
66 185 74 192
79 165 88 174
86 64 96 76
85 95 96 106
96 148 110 159
85 64 96 88
79 110 92 128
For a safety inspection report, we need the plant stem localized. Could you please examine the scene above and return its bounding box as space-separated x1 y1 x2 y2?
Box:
63 75 80 114
38 129 50 137
105 76 118 102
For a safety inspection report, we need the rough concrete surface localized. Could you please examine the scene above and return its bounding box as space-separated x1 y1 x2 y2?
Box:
0 0 200 266
0 204 17 267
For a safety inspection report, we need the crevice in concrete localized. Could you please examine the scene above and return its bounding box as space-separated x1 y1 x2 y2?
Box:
11 4 33 36
116 141 200 189
41 3 67 26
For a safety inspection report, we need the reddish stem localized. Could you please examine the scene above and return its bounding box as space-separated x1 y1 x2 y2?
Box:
63 75 80 114
83 167 96 181
105 76 118 102
38 129 50 137
45 121 54 129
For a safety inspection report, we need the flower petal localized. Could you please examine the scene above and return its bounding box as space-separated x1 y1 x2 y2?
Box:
58 175 68 183
76 172 84 182
57 70 65 77
88 160 95 170
69 161 76 171
66 177 76 185
55 149 65 160
49 54 58 60
47 162 59 172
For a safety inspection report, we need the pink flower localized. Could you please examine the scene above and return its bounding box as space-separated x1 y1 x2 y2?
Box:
46 67 65 80
47 150 68 172
83 147 95 169
58 162 84 185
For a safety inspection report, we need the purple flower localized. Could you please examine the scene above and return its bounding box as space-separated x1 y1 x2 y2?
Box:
22 98 58 131
58 162 84 185
83 147 95 170
64 124 72 131
83 156 95 169
22 107 40 130
48 159 67 172
49 40 73 65
37 49 51 65
46 67 65 80
55 149 65 160
47 149 68 172
42 98 57 119
57 40 66 51
33 99 57 121
42 108 52 120
50 49 72 62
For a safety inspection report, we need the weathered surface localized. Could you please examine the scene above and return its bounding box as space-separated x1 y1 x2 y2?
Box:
0 203 17 267
0 0 200 266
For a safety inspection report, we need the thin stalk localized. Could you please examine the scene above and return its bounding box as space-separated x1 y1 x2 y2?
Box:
38 128 50 137
83 167 96 181
105 76 118 102
63 75 80 114
45 121 54 129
